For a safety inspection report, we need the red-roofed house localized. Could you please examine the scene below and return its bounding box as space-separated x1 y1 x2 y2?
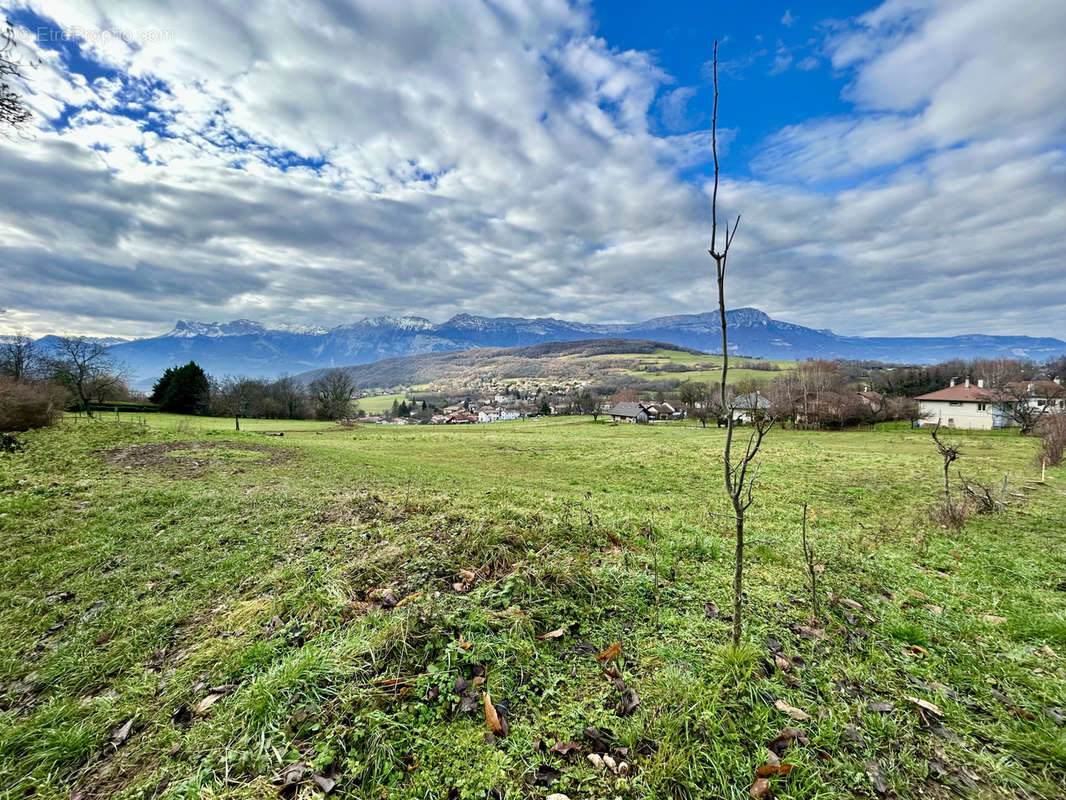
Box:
915 378 1004 429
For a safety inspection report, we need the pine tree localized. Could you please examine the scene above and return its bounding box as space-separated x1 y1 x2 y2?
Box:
153 362 210 414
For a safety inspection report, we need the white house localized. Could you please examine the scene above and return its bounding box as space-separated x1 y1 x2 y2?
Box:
916 378 1005 429
915 377 1064 430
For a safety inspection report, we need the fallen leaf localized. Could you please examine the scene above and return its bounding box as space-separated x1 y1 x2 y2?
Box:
839 597 864 611
981 614 1007 624
705 602 720 619
109 718 134 748
756 763 794 777
905 589 931 601
531 764 562 786
277 762 306 787
904 696 943 717
924 604 943 614
774 699 810 721
313 774 337 794
583 725 614 753
549 740 581 757
483 691 508 736
537 627 567 640
904 644 930 657
458 638 472 650
774 654 790 671
597 641 622 662
868 701 894 713
394 592 422 609
765 636 783 653
194 693 223 714
617 687 641 716
767 727 808 756
749 777 771 798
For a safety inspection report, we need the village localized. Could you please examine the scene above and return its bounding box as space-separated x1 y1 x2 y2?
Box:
354 371 1066 431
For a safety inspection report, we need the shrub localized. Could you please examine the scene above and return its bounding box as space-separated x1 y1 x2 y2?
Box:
0 378 67 432
1038 412 1066 466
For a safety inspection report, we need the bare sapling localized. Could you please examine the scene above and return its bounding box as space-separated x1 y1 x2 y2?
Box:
708 41 775 647
800 503 819 620
931 419 963 526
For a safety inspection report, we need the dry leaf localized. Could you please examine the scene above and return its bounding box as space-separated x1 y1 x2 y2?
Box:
537 627 567 640
774 654 790 671
903 696 943 717
839 597 863 611
924 604 943 614
109 718 134 748
596 641 622 662
549 740 581 756
458 638 472 650
774 699 811 721
767 727 808 756
904 644 930 657
194 693 223 714
905 589 931 601
981 614 1007 624
749 777 771 798
756 763 794 777
483 691 507 736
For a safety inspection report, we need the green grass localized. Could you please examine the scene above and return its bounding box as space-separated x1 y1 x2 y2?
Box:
1 417 1064 799
358 394 412 414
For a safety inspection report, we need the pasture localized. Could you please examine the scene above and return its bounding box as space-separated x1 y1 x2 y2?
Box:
1 417 1064 799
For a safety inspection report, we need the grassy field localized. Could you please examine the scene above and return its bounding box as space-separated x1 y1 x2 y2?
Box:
1 417 1064 799
578 348 796 385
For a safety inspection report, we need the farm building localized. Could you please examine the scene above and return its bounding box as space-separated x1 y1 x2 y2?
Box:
607 401 650 423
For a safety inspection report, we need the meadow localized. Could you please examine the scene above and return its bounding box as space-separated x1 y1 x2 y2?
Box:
1 416 1064 799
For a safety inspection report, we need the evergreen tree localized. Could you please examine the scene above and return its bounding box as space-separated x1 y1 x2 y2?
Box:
539 400 551 416
153 362 210 414
398 400 410 417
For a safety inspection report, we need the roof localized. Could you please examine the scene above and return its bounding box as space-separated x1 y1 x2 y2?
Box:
730 392 771 410
915 384 999 402
608 401 647 418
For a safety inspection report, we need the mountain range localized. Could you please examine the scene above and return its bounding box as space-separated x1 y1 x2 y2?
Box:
41 308 1066 387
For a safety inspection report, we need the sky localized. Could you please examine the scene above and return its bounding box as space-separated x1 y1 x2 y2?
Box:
0 0 1064 340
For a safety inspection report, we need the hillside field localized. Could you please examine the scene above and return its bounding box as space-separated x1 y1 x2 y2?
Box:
1 418 1064 799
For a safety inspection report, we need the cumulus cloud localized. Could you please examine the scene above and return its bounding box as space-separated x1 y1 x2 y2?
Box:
0 0 1063 340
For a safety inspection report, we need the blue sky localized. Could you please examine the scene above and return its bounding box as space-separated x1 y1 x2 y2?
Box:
594 2 860 174
0 0 1064 339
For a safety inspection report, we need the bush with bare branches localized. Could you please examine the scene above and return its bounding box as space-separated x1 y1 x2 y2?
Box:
1038 412 1066 467
0 377 66 431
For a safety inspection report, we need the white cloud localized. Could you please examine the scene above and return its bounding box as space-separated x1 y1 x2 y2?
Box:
782 10 796 28
0 0 1063 341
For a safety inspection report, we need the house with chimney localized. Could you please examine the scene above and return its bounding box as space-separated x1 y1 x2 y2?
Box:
915 377 1004 429
915 377 1065 429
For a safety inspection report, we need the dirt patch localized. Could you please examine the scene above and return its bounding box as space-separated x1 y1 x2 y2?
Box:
97 441 289 477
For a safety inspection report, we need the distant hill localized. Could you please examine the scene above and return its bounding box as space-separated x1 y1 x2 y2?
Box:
36 308 1066 387
295 338 709 391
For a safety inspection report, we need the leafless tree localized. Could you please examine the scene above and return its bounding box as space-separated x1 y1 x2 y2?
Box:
708 41 774 648
310 369 357 420
995 382 1063 435
49 336 123 417
0 332 39 381
574 389 605 420
930 419 961 523
1 20 34 133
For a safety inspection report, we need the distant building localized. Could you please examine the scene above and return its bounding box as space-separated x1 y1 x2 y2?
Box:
607 401 650 423
730 392 771 424
915 377 1064 429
